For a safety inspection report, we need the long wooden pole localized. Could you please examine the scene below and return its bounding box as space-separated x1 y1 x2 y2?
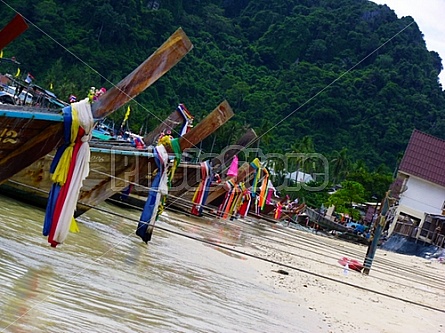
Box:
0 14 29 50
177 100 233 151
143 109 185 145
92 28 193 119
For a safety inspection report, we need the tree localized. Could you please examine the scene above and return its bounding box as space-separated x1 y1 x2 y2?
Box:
288 135 315 176
330 148 351 185
2 0 444 176
327 180 365 220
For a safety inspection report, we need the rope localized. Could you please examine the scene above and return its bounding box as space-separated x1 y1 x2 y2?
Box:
9 159 445 286
6 178 445 310
79 202 445 314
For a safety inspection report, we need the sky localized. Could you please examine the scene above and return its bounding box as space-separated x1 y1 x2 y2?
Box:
372 0 445 87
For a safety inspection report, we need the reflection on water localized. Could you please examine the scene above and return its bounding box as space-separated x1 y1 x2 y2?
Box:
0 194 327 332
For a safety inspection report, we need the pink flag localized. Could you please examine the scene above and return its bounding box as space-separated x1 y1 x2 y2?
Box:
227 155 238 178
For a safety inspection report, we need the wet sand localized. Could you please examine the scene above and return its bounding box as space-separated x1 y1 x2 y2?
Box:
1 194 443 333
245 223 445 333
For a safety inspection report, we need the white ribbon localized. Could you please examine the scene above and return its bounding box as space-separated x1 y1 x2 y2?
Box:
53 98 93 243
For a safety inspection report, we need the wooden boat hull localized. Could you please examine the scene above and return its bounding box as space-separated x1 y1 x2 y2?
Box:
0 108 63 185
2 101 234 216
2 144 205 216
304 207 348 232
335 232 370 245
2 144 146 215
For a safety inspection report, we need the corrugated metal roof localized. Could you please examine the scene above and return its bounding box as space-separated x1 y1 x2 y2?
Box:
398 129 445 187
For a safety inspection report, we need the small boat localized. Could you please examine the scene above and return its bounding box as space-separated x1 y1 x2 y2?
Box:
304 207 349 232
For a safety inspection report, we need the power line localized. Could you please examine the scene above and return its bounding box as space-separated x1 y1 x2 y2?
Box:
76 200 445 314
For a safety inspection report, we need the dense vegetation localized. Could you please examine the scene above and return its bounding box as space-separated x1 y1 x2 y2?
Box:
1 0 444 202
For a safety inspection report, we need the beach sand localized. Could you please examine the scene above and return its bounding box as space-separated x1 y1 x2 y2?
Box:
245 225 445 333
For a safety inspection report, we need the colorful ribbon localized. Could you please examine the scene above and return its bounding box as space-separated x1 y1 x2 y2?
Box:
259 168 269 210
168 138 182 186
250 158 261 197
177 103 194 136
275 202 283 220
191 161 213 216
43 98 93 247
238 184 251 217
137 145 169 243
137 137 182 242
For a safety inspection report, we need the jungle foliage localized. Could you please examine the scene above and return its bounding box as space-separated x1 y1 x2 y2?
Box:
1 0 444 202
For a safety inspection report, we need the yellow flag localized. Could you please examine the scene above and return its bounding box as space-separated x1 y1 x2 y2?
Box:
123 105 131 123
15 67 20 77
0 50 3 58
50 82 53 90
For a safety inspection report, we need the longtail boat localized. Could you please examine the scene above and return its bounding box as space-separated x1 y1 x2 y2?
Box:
0 17 193 184
204 160 280 220
2 101 234 215
205 161 255 207
79 100 233 214
110 128 258 212
166 129 258 207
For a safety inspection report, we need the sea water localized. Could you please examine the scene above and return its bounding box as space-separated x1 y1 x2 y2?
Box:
0 194 327 333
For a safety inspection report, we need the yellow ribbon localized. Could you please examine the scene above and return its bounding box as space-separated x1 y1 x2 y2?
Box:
259 168 269 209
69 217 80 233
51 106 80 185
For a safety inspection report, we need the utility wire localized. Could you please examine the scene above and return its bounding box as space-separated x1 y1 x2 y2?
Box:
79 201 445 314
6 179 444 313
8 167 444 288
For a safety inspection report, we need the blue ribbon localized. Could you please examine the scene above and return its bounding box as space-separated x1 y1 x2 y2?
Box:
197 161 213 215
136 148 163 243
43 106 72 235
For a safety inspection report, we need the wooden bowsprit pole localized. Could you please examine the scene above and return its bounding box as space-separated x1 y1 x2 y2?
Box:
177 100 233 151
210 128 258 170
0 14 29 50
92 28 193 119
143 108 186 145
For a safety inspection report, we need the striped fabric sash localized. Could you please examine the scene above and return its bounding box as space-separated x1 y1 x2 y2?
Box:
177 103 194 136
191 161 213 216
137 145 169 243
258 168 269 210
43 98 93 247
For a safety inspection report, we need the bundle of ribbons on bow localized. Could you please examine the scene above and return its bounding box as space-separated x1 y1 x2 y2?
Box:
43 98 94 247
136 136 182 243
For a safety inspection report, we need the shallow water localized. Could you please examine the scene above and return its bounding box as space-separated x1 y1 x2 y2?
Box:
0 194 327 333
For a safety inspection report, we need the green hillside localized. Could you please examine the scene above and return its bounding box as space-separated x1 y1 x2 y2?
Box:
1 0 444 181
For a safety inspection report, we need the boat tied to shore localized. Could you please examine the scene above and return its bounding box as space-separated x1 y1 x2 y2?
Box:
1 13 194 246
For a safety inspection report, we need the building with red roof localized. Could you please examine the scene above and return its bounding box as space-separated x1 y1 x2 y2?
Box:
389 129 445 249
